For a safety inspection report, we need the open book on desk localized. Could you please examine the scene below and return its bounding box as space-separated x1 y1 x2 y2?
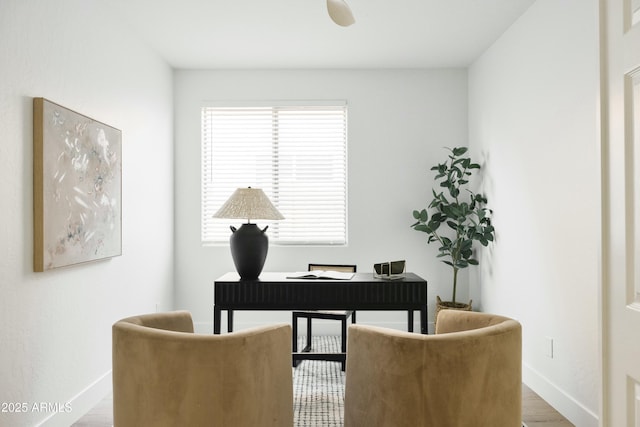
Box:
286 271 355 280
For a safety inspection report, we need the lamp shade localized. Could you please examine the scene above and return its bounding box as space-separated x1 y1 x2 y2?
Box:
213 187 284 280
327 0 355 27
213 187 284 222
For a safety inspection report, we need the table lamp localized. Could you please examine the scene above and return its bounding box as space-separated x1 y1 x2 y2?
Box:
213 187 284 280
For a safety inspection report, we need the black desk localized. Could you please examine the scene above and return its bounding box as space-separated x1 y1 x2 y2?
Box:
213 272 428 363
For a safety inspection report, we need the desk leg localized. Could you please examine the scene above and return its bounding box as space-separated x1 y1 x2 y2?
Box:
227 309 234 333
421 307 427 334
407 310 414 332
214 306 221 334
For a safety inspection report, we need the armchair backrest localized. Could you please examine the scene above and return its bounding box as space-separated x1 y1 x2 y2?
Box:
115 309 194 332
344 310 522 427
435 309 513 334
113 311 293 427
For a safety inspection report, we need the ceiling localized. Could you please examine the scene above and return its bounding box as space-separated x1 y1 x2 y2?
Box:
108 0 536 69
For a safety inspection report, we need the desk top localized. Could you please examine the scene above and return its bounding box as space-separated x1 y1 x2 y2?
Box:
215 271 426 284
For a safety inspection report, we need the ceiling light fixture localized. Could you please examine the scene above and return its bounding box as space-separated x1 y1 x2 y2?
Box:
327 0 355 27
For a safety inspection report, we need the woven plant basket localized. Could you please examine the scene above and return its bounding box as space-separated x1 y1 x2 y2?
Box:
435 296 472 329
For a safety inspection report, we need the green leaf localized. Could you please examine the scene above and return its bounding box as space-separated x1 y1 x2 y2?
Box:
413 224 430 233
452 147 468 156
476 194 488 204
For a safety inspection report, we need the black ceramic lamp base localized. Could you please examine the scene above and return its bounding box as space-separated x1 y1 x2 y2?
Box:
229 223 269 280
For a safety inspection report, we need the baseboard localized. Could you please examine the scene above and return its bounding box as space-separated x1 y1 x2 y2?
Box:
36 370 112 427
522 363 598 427
194 320 436 335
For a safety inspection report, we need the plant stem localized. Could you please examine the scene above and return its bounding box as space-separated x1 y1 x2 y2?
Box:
452 267 458 304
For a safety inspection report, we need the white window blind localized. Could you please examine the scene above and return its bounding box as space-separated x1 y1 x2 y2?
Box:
201 103 348 245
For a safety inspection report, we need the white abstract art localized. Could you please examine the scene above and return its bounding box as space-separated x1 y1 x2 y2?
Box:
34 98 122 271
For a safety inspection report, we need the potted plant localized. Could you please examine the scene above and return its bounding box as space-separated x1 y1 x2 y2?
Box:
411 147 495 319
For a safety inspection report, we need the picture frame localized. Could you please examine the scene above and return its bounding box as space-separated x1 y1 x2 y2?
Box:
33 98 122 271
373 260 406 280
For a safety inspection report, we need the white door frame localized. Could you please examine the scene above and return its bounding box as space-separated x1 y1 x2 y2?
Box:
600 0 640 425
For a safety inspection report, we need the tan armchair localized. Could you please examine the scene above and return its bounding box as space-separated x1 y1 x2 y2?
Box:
344 310 522 427
112 311 293 427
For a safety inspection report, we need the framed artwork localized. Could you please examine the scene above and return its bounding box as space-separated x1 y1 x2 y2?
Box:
33 98 122 271
373 260 406 280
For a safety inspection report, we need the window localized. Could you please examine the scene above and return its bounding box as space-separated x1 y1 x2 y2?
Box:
201 102 348 245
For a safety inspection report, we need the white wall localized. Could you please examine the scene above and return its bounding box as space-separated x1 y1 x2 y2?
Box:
468 0 600 425
0 1 174 426
0 0 604 424
174 69 469 334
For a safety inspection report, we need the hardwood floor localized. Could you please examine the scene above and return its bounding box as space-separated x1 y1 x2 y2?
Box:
72 384 573 426
522 384 574 427
71 392 112 427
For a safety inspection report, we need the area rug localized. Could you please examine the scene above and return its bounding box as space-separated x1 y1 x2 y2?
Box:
293 336 345 427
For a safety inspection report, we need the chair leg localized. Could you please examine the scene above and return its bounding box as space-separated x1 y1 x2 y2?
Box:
352 311 356 324
304 317 312 352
